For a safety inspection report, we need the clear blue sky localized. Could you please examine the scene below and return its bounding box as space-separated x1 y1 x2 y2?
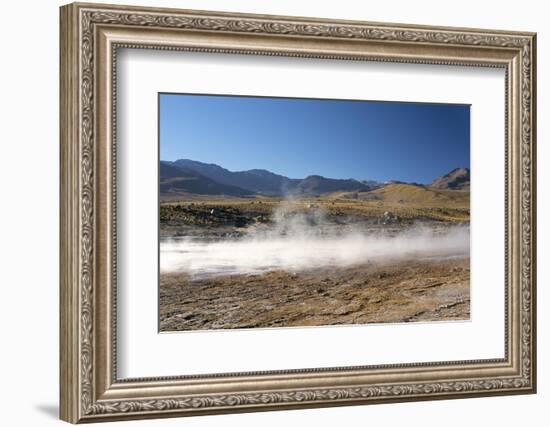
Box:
159 93 470 184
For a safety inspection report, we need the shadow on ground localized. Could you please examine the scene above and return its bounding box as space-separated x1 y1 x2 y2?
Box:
35 404 58 419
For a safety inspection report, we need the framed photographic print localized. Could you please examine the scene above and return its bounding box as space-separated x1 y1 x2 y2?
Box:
60 2 537 423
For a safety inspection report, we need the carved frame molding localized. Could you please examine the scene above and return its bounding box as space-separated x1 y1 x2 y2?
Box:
60 2 536 423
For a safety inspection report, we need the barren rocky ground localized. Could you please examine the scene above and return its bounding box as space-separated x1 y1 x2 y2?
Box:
159 194 470 332
160 257 469 331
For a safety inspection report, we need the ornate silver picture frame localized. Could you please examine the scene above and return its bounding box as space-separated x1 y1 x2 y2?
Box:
60 2 536 423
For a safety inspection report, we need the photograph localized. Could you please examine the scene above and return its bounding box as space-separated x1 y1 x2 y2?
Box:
158 93 471 332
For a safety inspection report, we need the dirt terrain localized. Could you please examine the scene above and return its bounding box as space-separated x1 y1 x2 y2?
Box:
160 184 470 233
160 257 469 331
159 186 470 332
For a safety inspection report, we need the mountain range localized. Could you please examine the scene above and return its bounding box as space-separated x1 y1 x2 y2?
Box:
160 159 470 197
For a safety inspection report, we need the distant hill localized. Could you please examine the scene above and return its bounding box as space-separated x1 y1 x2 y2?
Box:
160 161 254 197
173 159 299 195
291 175 369 196
361 180 383 189
369 183 469 206
430 168 470 190
167 159 375 196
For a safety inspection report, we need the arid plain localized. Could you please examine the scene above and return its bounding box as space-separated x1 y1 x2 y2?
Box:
159 170 470 332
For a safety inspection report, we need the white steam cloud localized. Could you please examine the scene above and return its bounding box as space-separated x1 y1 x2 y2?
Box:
160 204 469 279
